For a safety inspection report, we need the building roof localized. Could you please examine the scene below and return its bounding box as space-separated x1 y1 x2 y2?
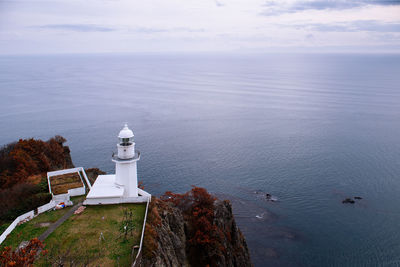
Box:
86 175 124 198
118 123 134 139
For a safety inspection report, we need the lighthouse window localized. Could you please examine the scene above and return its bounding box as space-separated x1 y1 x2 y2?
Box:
121 138 130 146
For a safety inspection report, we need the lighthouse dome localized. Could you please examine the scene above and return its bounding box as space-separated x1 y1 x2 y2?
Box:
118 124 134 139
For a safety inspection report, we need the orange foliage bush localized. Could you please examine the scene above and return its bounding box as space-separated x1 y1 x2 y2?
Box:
0 238 47 266
142 197 162 259
0 136 67 224
162 186 225 265
0 136 67 189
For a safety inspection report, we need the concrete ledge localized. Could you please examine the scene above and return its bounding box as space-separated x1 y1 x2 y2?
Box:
84 190 151 205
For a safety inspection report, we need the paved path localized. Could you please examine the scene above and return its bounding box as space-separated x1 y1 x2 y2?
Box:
38 202 83 242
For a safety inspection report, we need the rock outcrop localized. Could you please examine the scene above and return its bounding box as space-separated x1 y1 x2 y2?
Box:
140 188 252 267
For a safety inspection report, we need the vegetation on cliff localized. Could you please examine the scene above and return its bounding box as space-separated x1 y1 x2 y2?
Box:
0 137 252 266
142 187 252 267
0 136 74 227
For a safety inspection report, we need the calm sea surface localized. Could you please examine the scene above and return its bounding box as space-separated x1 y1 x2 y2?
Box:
1 53 400 266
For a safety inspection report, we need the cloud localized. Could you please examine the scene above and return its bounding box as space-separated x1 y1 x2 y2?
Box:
35 24 115 32
305 33 314 39
286 20 400 32
128 27 205 34
214 0 225 7
262 0 400 16
33 24 205 34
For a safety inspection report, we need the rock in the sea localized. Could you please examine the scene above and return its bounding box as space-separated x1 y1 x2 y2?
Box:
342 198 355 204
265 193 278 202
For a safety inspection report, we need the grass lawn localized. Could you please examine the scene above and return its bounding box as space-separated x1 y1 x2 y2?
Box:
1 207 72 249
36 203 146 267
1 195 85 249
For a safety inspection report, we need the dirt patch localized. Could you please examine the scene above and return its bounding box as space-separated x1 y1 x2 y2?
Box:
36 222 51 228
50 173 83 195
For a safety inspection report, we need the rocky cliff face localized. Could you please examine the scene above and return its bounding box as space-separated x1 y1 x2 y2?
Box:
140 192 252 267
62 145 74 170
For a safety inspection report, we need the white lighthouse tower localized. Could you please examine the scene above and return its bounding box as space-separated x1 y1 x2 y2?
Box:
113 124 140 197
84 124 150 205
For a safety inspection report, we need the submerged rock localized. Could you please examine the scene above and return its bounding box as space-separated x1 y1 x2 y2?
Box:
266 194 278 202
342 198 355 204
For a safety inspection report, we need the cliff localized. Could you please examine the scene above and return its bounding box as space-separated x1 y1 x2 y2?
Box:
0 136 74 226
0 135 74 189
0 137 253 266
141 188 252 267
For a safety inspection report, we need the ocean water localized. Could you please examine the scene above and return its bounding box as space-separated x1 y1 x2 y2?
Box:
1 53 400 266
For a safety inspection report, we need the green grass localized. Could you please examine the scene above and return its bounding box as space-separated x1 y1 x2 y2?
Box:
70 194 86 204
36 203 146 267
1 207 72 249
1 194 86 249
0 223 9 234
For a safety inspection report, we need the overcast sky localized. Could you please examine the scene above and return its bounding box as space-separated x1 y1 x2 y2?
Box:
0 0 399 54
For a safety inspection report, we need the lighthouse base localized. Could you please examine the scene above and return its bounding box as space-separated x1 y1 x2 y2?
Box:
84 175 151 205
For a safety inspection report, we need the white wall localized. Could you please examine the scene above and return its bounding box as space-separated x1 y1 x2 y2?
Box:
0 201 56 245
1 168 92 245
84 197 122 205
84 190 151 205
47 167 92 195
138 188 151 197
38 201 56 214
68 187 85 196
116 162 138 197
0 219 19 244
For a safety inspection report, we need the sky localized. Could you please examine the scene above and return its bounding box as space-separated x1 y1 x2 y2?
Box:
0 0 399 54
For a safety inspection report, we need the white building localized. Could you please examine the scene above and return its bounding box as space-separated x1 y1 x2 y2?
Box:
84 124 151 205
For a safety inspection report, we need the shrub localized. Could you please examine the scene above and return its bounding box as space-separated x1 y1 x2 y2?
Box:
0 136 69 224
161 187 224 266
0 237 47 266
0 137 68 189
142 198 161 259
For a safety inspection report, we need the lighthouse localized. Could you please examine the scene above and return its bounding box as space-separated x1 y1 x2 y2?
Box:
84 124 150 205
113 124 140 197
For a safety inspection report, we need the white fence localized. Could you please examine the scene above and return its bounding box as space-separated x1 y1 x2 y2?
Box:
37 201 56 214
0 167 92 245
132 197 151 267
0 200 56 245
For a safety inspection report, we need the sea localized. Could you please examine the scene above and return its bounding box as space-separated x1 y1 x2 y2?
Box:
0 53 400 266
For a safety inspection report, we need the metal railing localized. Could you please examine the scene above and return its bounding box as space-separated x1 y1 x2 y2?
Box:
112 150 141 162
